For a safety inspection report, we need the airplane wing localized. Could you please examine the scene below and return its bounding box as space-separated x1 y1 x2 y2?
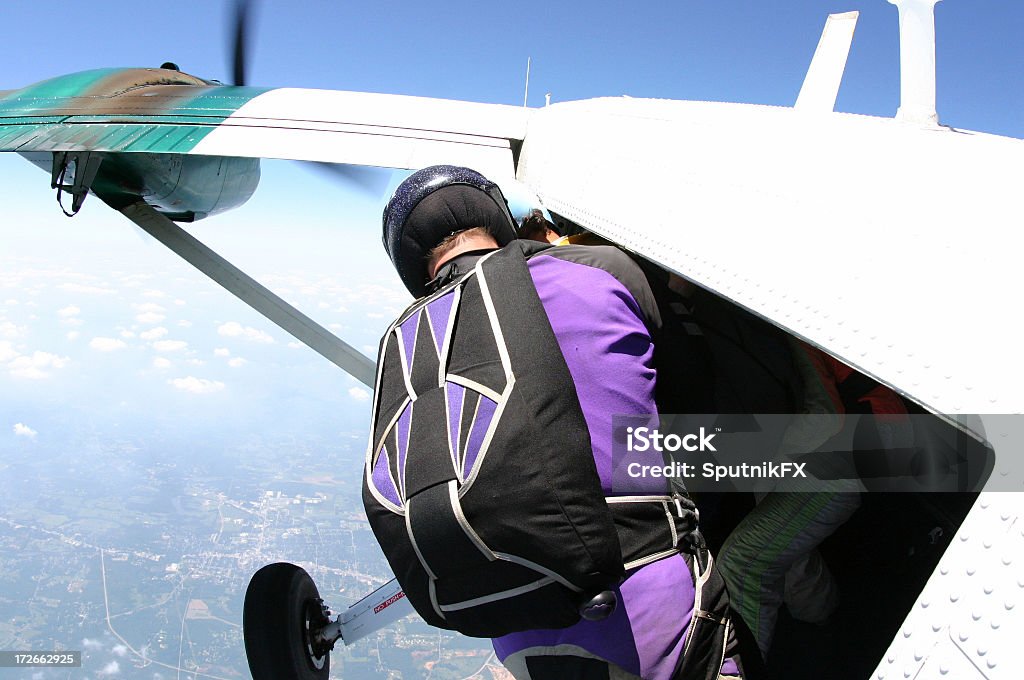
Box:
518 96 1024 418
3 71 1018 460
0 69 528 179
4 73 1019 429
0 69 530 384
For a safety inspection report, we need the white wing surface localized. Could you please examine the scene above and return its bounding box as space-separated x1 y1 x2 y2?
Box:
518 96 1024 416
191 88 527 179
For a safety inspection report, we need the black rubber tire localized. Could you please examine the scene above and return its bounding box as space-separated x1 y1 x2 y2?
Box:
243 562 331 680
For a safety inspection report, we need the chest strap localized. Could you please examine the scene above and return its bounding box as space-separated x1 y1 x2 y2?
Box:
607 494 703 571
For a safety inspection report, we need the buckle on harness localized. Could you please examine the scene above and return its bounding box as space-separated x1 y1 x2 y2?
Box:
672 492 698 523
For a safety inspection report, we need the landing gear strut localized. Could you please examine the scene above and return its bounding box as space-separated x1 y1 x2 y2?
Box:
243 563 342 680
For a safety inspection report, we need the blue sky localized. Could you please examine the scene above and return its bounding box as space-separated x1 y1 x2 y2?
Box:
3 0 1022 447
3 1 1023 130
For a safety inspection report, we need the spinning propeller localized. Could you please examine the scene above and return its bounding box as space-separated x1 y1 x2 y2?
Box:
227 0 392 199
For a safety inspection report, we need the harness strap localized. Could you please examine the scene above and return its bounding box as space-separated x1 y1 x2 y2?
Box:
606 494 702 570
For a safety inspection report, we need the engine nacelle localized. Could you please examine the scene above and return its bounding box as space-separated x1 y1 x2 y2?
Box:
23 150 260 222
93 152 261 222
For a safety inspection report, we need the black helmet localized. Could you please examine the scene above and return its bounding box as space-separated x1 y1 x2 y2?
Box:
382 165 519 298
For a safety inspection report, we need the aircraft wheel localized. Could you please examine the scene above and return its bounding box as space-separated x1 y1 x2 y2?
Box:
243 562 331 680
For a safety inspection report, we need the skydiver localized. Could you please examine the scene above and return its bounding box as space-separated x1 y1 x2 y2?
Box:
374 165 746 680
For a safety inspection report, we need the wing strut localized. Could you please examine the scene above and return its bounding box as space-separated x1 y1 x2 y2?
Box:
118 201 376 387
795 11 859 112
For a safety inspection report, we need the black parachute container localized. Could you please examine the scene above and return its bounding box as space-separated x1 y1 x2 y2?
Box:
362 242 625 637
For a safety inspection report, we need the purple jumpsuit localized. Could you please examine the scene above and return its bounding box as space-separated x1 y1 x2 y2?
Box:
491 244 739 680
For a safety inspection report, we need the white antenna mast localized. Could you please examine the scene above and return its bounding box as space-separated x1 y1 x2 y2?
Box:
888 0 941 126
523 57 531 107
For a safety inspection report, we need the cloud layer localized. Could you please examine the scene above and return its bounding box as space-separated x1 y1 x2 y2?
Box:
13 422 37 438
169 376 225 394
217 322 274 344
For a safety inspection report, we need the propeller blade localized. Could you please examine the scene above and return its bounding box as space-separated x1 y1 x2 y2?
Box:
308 162 395 200
230 0 253 86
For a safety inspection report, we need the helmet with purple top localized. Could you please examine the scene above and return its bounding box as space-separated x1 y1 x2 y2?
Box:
382 165 519 298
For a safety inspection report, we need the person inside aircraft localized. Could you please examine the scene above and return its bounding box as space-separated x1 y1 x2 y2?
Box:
716 339 912 660
376 164 746 680
519 208 615 247
518 208 562 243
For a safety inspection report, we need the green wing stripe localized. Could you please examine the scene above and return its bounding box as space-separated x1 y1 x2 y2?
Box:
0 68 123 111
0 122 216 154
0 69 270 154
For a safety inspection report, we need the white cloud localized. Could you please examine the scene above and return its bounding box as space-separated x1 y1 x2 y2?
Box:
152 340 188 352
98 660 121 675
119 329 136 339
90 337 127 352
152 357 172 369
57 305 81 318
136 311 166 324
140 327 168 341
214 348 230 357
13 423 37 439
174 299 186 306
0 341 18 363
111 644 128 657
62 317 84 327
141 289 166 298
9 351 70 379
218 321 274 344
134 302 165 313
287 341 303 349
67 331 80 341
228 357 247 368
120 273 151 288
0 320 25 338
185 359 206 366
348 387 370 402
169 377 225 394
82 638 104 650
178 320 192 327
60 283 115 295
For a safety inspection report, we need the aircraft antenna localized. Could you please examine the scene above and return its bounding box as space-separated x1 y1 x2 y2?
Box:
523 57 531 107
